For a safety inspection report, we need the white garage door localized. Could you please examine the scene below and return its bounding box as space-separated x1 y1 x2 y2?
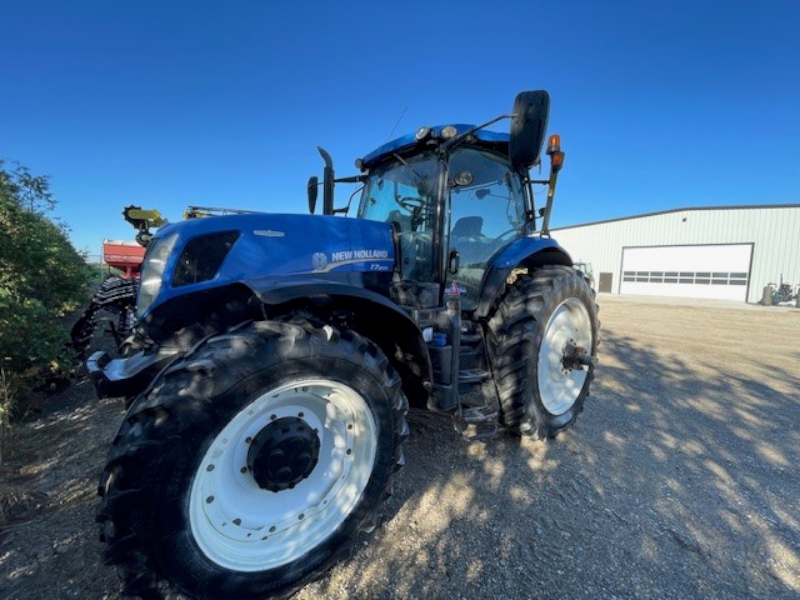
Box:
620 244 752 301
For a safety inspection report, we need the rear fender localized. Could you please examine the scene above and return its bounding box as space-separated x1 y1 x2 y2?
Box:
473 237 573 319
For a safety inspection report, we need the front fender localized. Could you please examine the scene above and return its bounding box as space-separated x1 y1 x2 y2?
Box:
245 274 398 310
246 275 433 407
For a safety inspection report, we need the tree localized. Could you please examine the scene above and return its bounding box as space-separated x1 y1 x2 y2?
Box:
0 159 91 427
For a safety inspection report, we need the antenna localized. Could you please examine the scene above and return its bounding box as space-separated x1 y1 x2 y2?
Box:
386 106 408 141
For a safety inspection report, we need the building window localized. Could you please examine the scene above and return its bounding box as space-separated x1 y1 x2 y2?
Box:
623 271 748 286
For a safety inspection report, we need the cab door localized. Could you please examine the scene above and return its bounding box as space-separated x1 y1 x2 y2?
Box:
446 148 527 309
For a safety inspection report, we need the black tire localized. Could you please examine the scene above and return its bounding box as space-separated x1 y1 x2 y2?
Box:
96 319 409 599
71 277 138 358
487 266 599 439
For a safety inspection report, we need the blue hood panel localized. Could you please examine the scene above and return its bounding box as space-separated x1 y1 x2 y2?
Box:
148 214 394 312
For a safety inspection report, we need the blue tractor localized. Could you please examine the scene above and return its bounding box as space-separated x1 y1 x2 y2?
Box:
90 91 599 599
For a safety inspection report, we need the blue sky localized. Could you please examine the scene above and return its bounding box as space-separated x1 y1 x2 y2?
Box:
2 0 798 256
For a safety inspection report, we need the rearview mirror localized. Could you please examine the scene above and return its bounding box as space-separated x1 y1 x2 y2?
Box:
307 176 319 214
509 90 550 170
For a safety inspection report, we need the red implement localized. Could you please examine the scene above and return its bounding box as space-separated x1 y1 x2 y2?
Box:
103 240 146 278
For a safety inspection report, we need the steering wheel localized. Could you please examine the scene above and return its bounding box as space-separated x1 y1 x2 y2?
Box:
398 196 431 231
397 196 424 212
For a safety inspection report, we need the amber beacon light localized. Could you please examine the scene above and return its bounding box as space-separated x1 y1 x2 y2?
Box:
547 134 565 173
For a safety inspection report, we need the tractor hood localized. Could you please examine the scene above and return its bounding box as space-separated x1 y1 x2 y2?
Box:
137 214 394 318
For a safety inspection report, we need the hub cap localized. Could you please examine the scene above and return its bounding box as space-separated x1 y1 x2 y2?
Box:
537 298 593 416
247 417 321 492
189 379 378 572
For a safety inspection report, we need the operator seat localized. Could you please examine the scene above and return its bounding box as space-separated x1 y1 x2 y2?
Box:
452 216 483 239
451 216 489 267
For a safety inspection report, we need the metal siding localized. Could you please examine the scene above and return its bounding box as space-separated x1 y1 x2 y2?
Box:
551 206 800 303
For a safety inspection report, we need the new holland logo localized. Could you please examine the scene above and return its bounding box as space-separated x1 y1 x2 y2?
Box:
311 252 328 271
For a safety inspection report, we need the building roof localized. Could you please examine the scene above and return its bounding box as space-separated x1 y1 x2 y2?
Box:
551 203 800 231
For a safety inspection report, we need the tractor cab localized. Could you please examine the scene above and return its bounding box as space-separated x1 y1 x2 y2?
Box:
309 91 564 311
357 137 529 309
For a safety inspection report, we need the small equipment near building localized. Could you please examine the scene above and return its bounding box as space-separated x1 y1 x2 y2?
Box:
552 204 800 304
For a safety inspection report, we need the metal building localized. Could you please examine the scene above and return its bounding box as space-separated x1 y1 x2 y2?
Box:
551 204 800 303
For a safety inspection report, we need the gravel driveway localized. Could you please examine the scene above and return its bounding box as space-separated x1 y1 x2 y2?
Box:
1 296 798 599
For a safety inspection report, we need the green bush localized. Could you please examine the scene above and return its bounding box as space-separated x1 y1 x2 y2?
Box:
0 160 92 420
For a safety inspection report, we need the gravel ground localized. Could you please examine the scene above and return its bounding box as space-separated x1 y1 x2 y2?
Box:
1 296 798 599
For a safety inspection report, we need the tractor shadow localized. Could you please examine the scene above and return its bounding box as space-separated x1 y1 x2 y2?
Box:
1 302 798 599
304 304 800 600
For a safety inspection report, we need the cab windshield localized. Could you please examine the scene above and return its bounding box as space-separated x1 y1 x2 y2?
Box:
358 152 440 281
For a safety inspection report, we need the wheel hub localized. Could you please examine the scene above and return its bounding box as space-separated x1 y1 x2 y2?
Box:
538 298 594 416
247 417 320 492
562 341 589 371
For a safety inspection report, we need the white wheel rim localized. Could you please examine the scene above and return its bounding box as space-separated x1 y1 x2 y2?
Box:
537 298 593 416
189 378 378 572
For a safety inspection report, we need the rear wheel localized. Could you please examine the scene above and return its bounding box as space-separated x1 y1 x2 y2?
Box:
487 266 598 438
96 320 408 599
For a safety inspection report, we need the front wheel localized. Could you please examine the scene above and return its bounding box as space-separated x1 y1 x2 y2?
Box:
96 320 409 599
487 266 599 439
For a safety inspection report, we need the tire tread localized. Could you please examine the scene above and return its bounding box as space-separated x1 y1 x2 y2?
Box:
97 319 408 599
486 266 599 438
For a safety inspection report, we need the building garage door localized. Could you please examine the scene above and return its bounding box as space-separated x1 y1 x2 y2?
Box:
620 244 752 301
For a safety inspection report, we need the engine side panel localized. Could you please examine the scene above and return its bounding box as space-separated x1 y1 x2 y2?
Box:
142 214 395 319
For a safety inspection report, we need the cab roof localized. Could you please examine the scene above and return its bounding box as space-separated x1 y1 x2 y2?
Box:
360 124 510 169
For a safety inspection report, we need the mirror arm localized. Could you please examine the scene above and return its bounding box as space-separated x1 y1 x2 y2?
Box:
334 175 365 184
540 156 565 236
523 173 537 227
540 171 557 237
540 134 566 236
441 113 515 153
